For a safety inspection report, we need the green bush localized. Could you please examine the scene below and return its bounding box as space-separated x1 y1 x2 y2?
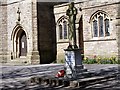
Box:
88 59 97 64
60 59 65 63
83 57 97 64
83 56 118 64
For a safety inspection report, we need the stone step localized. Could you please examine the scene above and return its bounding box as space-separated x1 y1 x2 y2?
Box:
7 58 29 65
25 73 117 89
1 73 117 90
76 71 91 78
76 68 87 73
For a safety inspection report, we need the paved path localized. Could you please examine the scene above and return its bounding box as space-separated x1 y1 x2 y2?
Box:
0 64 119 89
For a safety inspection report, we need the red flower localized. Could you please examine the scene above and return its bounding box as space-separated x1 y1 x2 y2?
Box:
55 70 65 77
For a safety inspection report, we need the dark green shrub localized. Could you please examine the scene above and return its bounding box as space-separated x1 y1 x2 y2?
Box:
60 59 65 63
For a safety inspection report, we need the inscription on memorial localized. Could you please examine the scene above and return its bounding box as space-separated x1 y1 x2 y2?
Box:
65 51 75 75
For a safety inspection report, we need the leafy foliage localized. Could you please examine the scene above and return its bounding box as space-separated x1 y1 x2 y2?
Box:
83 56 118 64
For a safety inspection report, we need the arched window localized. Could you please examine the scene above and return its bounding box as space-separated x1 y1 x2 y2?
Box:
105 19 110 36
59 24 62 39
63 21 67 39
99 16 104 37
91 11 110 37
93 20 98 37
57 16 68 40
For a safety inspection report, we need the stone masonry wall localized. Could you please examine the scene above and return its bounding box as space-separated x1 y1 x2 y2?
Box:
30 0 40 64
7 0 32 53
0 0 8 63
3 0 40 64
82 0 119 58
7 0 34 64
54 3 81 62
116 3 120 61
54 0 119 61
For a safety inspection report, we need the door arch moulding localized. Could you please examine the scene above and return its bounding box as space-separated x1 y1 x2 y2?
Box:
11 24 28 59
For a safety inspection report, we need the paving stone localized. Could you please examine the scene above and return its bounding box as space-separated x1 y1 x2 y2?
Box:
0 64 119 89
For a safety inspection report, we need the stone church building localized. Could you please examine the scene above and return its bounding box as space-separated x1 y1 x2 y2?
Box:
0 0 120 65
55 0 120 63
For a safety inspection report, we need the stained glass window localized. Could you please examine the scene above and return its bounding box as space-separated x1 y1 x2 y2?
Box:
105 19 110 36
93 20 98 37
58 17 68 40
99 16 104 37
63 21 67 39
59 25 62 39
92 12 110 38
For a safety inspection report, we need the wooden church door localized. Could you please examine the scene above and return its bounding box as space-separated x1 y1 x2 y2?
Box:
19 31 27 56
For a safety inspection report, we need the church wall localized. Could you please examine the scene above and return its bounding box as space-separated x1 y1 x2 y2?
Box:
54 0 120 61
82 1 119 58
30 0 40 64
2 0 40 65
84 40 118 58
6 0 33 64
0 0 8 63
54 3 81 62
116 3 120 62
57 43 68 63
7 0 33 51
54 4 68 62
1 0 59 65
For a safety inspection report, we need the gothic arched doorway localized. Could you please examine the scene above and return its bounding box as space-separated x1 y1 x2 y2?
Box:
11 24 28 59
19 31 27 57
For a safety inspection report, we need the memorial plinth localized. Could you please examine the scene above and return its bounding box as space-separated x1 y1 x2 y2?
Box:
64 48 84 78
64 2 87 78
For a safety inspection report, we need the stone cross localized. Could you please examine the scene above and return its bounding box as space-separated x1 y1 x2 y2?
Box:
66 2 78 49
17 7 21 22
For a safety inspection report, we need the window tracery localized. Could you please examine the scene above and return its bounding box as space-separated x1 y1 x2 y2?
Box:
58 17 68 40
91 12 110 37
